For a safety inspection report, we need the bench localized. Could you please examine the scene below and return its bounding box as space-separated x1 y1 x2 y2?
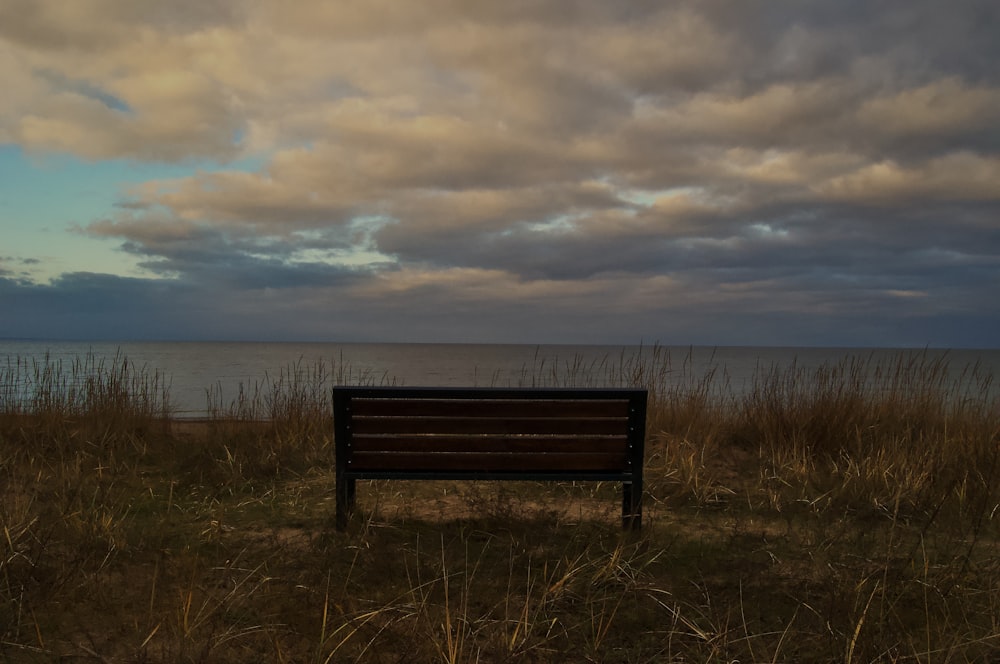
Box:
333 386 647 530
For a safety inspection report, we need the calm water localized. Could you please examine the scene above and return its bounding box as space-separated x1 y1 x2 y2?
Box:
2 341 998 417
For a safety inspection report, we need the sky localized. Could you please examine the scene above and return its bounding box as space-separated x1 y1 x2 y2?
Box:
1 0 999 347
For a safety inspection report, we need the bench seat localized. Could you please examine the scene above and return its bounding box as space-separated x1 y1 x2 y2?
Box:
333 386 647 530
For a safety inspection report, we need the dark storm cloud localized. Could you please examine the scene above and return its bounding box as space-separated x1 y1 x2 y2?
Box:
0 272 368 341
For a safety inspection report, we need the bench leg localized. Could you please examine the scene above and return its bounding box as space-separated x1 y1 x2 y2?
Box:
622 480 642 531
336 473 356 531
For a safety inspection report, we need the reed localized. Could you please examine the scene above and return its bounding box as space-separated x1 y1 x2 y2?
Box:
735 352 999 521
1 348 997 661
0 351 171 458
197 357 397 482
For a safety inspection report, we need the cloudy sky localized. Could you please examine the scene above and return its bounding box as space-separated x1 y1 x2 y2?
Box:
2 0 998 347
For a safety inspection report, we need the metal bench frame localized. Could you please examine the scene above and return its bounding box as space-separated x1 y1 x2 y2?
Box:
333 386 647 530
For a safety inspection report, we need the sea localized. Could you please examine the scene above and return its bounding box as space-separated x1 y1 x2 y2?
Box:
2 340 998 418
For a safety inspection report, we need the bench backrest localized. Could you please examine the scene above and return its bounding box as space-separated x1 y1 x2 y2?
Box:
333 387 647 479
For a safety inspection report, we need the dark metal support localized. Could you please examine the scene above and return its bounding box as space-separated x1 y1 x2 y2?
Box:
622 479 643 530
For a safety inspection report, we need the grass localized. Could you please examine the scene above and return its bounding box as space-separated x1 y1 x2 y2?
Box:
1 348 998 662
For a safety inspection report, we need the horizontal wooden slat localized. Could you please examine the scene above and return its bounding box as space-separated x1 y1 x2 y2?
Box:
349 398 630 418
348 451 628 472
350 416 627 436
336 387 643 401
350 434 628 454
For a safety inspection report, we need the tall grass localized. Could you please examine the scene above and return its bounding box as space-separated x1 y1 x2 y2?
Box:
0 351 171 451
1 348 998 661
198 357 396 481
736 352 999 519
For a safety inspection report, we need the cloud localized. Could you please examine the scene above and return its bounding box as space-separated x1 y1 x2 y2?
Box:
2 0 999 346
816 153 1000 203
4 258 998 347
0 255 45 284
857 79 1000 138
1 0 248 160
86 213 375 289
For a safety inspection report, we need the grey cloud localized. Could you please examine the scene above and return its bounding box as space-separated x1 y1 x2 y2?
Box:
0 256 41 266
0 272 370 342
0 273 192 340
372 192 1000 304
698 0 1000 86
0 256 42 284
379 184 628 240
87 216 372 290
267 0 668 40
3 259 997 347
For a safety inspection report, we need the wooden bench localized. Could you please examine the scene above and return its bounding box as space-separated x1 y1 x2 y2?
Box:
333 386 647 530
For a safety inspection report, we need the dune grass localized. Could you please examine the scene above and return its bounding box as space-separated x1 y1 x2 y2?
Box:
1 349 998 662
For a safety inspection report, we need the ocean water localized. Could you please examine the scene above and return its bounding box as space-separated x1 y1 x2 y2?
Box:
2 340 998 417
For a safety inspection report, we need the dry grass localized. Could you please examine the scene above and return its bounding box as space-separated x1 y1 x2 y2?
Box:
1 349 998 662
